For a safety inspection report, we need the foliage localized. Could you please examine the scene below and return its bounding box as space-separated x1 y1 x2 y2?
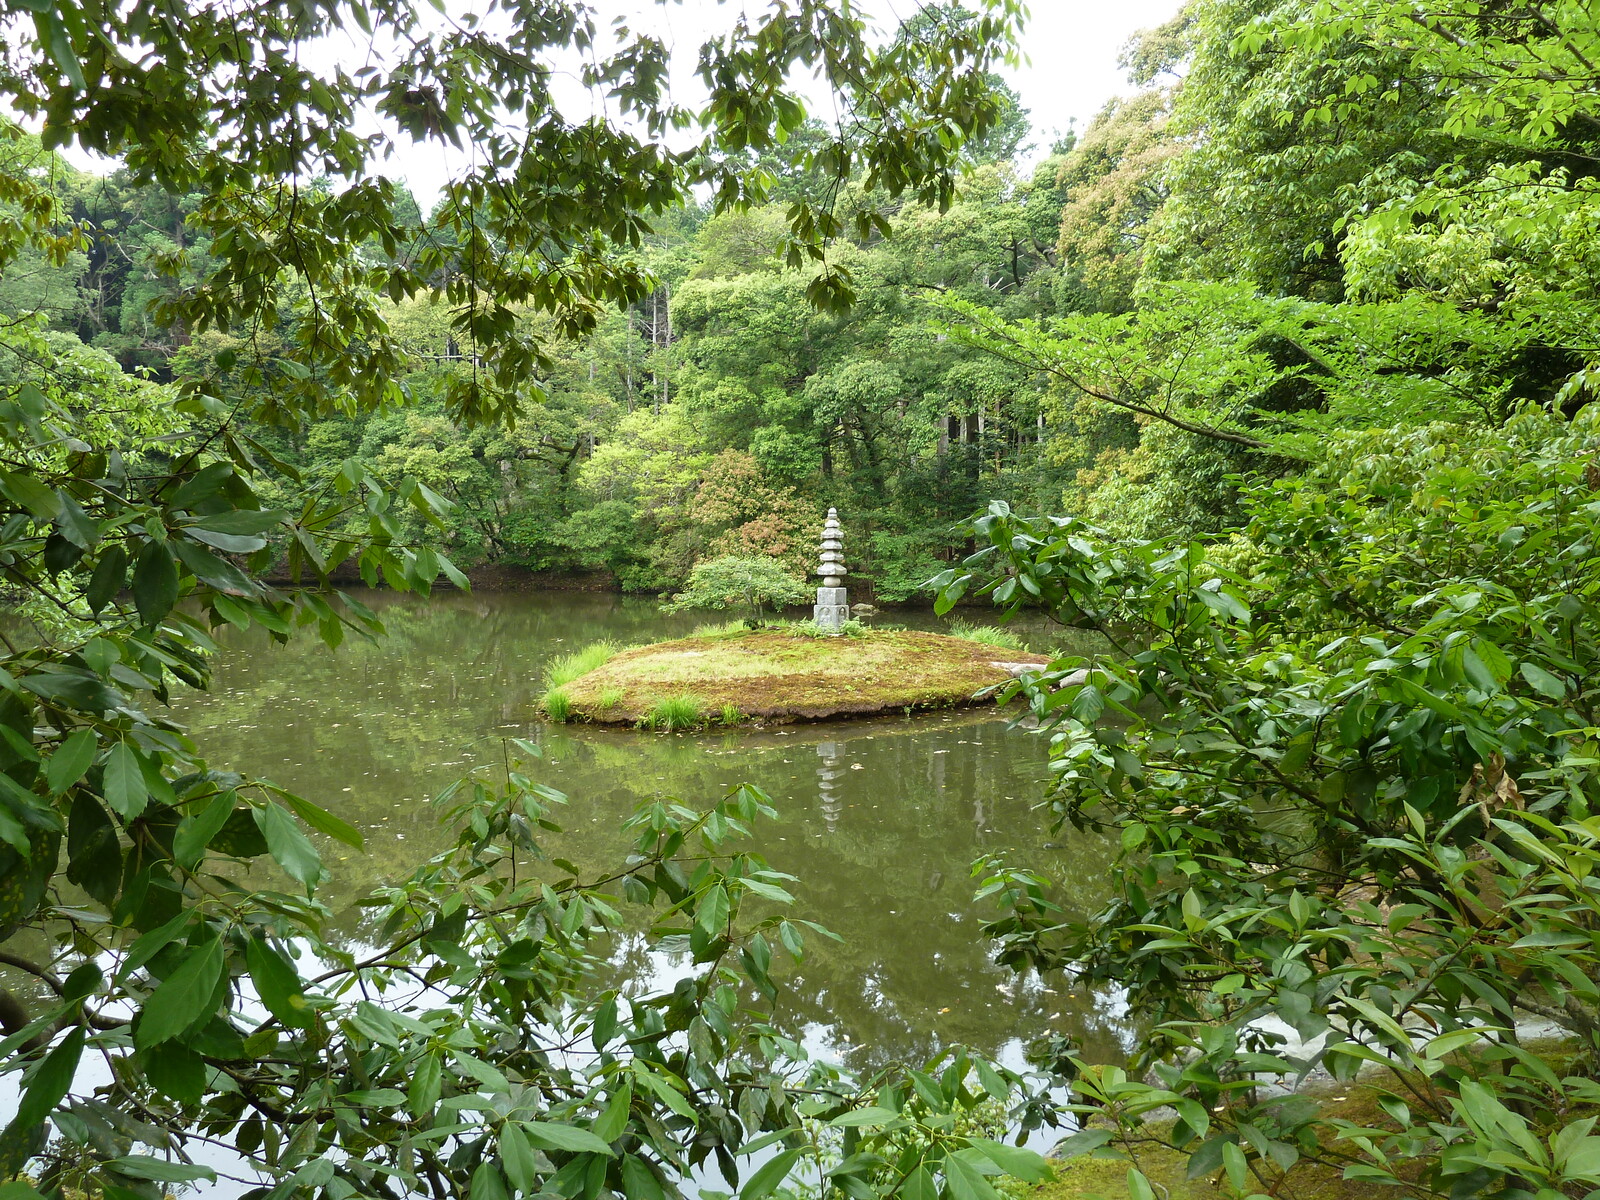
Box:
662 555 813 625
936 405 1600 1197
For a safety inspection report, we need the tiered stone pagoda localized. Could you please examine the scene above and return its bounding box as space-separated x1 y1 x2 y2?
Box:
813 508 849 634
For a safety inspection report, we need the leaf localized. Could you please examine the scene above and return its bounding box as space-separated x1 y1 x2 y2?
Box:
741 1147 802 1200
173 791 238 869
85 545 128 614
187 528 267 554
828 1106 901 1127
500 1122 537 1193
8 1025 84 1132
190 509 286 535
253 801 323 887
131 540 179 627
944 1151 1004 1200
408 1052 442 1117
104 1157 216 1184
46 729 98 796
102 742 149 821
969 1140 1050 1183
245 936 313 1030
1519 661 1566 699
134 938 224 1048
280 790 364 849
0 469 61 519
521 1120 616 1156
621 1155 665 1200
696 883 730 934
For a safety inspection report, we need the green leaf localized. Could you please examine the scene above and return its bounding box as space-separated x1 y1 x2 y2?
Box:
280 789 364 849
85 545 128 614
741 1147 802 1200
104 1157 216 1184
696 883 730 934
0 470 61 520
245 936 313 1029
828 1106 901 1127
1519 661 1566 699
521 1121 616 1157
54 493 100 548
131 540 179 627
134 937 224 1048
408 1052 442 1117
593 1083 632 1143
102 742 149 821
501 1122 537 1193
173 791 238 869
969 1140 1049 1183
944 1151 1004 1200
187 528 267 554
190 509 285 535
253 801 323 886
46 729 98 795
8 1024 84 1132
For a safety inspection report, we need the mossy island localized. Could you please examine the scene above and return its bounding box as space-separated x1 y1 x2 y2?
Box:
539 623 1048 729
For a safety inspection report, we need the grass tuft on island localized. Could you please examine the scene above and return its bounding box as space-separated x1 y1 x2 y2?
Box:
542 626 1047 727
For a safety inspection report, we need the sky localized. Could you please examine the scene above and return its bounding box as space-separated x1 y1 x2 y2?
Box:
56 0 1186 202
349 0 1187 206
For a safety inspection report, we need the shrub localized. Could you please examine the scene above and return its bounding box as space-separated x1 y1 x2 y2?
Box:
540 688 573 722
662 554 811 625
544 640 619 687
644 694 705 731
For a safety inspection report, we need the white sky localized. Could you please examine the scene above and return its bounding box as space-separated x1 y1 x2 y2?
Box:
362 0 1186 206
55 0 1185 203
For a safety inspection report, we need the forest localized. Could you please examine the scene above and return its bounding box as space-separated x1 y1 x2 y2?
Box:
2 0 1600 1198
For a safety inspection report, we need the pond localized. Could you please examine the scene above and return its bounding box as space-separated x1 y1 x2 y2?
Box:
167 590 1134 1077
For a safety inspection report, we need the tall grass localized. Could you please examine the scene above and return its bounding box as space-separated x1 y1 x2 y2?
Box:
690 619 750 639
544 639 618 687
541 688 574 722
595 685 624 712
948 619 1024 652
644 694 705 732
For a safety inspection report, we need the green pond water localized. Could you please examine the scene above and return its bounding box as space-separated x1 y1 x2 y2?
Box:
169 590 1133 1074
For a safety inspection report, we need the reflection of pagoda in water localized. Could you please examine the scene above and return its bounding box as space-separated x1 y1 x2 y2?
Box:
816 741 843 830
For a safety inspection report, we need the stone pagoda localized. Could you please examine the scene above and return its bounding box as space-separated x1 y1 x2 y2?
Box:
813 508 849 634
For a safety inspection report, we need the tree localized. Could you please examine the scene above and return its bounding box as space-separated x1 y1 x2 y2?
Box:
663 555 813 626
0 2 1057 1198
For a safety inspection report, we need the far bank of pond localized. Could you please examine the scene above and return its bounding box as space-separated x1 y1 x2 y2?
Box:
167 590 1124 1073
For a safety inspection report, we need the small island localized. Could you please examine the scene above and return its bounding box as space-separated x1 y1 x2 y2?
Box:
541 626 1048 728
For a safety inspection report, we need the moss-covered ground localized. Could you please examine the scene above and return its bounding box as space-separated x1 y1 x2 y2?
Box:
550 628 1047 725
1031 1083 1428 1200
